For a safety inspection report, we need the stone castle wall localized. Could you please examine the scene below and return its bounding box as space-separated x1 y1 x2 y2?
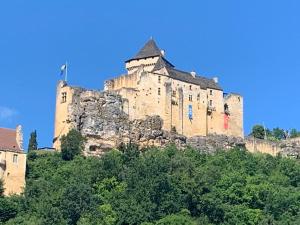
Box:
53 85 300 158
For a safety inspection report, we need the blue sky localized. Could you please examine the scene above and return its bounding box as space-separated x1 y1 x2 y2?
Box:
0 0 300 149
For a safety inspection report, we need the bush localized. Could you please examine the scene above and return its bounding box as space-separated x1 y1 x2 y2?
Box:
60 129 85 160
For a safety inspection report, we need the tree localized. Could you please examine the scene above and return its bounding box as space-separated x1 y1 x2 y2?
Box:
28 130 38 151
60 183 95 225
60 129 85 160
156 211 197 225
0 198 18 223
251 125 265 139
0 179 4 196
290 129 300 138
272 128 286 140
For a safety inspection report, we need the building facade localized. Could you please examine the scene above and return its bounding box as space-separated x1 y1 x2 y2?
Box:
53 40 243 150
0 126 26 195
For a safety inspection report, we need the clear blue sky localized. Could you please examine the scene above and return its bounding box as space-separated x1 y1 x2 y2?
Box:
0 0 300 149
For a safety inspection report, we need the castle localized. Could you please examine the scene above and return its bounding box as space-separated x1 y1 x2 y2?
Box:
53 39 243 151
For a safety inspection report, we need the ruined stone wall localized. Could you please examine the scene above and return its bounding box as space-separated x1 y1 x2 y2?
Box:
245 137 300 158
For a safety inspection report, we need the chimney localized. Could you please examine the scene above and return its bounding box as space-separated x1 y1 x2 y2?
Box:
190 71 196 78
213 77 219 83
160 49 165 57
16 125 23 150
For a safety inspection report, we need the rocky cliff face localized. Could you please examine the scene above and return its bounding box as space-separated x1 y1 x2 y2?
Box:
65 89 300 158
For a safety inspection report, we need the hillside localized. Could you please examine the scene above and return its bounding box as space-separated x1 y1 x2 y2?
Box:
1 146 300 225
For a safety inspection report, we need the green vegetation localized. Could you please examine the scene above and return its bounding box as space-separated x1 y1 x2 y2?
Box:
0 179 4 196
1 143 300 225
251 125 300 140
290 129 300 138
60 129 85 161
27 130 38 151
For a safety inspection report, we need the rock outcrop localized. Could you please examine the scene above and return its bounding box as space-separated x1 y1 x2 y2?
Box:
65 88 300 158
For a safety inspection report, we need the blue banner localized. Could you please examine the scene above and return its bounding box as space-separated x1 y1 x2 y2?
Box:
188 105 193 119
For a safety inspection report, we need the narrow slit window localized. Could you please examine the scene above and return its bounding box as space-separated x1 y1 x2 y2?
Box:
158 76 161 83
158 88 161 95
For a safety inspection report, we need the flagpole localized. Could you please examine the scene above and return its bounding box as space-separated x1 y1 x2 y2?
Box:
65 61 68 82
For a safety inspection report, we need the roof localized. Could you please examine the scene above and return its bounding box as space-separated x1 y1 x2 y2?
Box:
152 56 174 71
165 67 223 90
126 39 223 90
0 127 21 152
126 39 163 62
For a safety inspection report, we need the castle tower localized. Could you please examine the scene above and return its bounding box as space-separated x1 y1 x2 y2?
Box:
53 80 74 150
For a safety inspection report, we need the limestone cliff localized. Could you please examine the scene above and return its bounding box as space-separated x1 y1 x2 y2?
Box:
63 88 300 158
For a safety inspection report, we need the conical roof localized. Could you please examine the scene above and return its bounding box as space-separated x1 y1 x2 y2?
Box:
126 39 162 62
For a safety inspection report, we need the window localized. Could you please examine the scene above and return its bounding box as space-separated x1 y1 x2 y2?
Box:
209 100 213 106
224 104 229 111
189 95 193 101
13 154 18 163
62 92 67 103
158 76 161 83
197 93 200 101
210 90 213 95
172 90 176 97
189 85 192 90
158 88 161 95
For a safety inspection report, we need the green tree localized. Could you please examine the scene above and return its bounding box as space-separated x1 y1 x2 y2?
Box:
60 129 85 160
251 125 265 139
60 183 95 225
0 198 18 223
156 211 197 225
28 130 38 151
272 127 286 140
290 129 300 138
0 179 4 196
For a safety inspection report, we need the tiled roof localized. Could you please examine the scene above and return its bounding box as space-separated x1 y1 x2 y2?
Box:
0 128 21 152
127 39 223 90
126 39 162 62
152 56 174 71
166 67 223 90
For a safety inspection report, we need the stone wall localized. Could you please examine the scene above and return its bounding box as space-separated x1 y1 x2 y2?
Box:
0 150 26 195
245 137 300 158
57 86 300 158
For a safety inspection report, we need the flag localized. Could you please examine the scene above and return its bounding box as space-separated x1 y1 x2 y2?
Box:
60 64 67 76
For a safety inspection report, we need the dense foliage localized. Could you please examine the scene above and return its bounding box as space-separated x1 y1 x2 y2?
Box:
1 145 300 225
251 125 300 140
27 130 38 151
60 129 85 161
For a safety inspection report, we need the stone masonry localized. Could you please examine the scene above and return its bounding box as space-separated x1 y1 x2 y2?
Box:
58 87 300 158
